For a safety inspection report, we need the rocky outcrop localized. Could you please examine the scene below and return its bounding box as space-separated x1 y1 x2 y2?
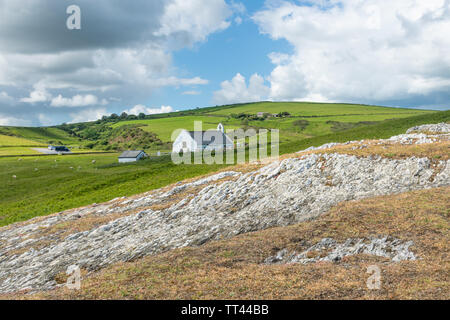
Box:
264 237 417 265
406 123 450 134
0 124 449 294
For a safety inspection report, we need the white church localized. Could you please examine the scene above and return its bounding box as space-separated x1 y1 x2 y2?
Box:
172 123 234 153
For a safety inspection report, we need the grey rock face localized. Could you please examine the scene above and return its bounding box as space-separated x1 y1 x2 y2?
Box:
0 124 448 293
264 237 417 265
406 123 450 134
387 133 437 145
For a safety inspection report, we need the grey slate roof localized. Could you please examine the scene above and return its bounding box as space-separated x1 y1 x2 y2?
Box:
187 131 233 147
118 150 146 158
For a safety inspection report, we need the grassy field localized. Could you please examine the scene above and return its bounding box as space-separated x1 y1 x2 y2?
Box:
0 134 45 147
0 126 79 146
110 102 433 145
0 147 43 156
0 153 228 226
1 123 448 300
0 102 435 154
0 110 448 227
210 101 429 117
110 115 238 143
279 110 450 154
0 147 116 157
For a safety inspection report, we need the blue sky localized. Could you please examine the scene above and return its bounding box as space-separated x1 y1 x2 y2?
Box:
159 10 292 110
0 0 449 126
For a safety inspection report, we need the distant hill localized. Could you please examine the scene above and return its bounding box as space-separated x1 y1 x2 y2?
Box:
0 102 438 155
0 109 448 227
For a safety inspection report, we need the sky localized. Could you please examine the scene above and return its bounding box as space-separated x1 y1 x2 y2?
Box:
0 0 449 127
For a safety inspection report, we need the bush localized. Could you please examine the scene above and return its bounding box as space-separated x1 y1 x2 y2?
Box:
293 120 310 131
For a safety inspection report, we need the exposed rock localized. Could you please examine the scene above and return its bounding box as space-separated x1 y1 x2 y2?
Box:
387 133 437 145
406 123 450 134
0 123 448 293
300 142 341 152
264 237 417 265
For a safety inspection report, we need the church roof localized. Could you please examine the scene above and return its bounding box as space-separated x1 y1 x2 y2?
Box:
187 130 233 147
118 150 146 158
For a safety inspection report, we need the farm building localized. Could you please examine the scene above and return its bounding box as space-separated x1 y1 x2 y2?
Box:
172 123 234 153
48 145 70 152
118 150 148 163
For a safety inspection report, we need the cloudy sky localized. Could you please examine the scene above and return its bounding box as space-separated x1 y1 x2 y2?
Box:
0 0 449 126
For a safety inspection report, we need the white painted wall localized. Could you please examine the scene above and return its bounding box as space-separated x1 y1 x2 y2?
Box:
119 158 138 163
118 152 147 163
172 128 235 153
172 130 198 153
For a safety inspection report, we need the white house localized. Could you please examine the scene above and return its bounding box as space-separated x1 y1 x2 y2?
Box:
118 150 148 163
172 123 234 153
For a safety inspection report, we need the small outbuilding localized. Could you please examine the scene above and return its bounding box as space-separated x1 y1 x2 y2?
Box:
118 150 148 163
48 145 70 152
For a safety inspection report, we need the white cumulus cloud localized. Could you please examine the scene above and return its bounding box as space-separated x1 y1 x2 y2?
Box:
0 91 14 104
0 113 32 126
154 0 232 46
123 104 174 115
69 108 109 123
251 0 450 106
0 0 237 125
182 90 201 95
20 86 52 104
213 73 270 104
50 94 107 108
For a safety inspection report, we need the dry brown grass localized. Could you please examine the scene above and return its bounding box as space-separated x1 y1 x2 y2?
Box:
326 140 449 160
3 186 448 300
281 140 450 162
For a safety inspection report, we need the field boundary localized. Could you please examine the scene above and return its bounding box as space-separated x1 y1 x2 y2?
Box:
0 151 117 158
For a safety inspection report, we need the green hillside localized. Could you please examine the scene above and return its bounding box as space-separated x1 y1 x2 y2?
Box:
0 134 45 147
102 102 433 148
111 115 240 142
0 109 448 227
0 126 79 145
210 101 426 116
0 102 434 155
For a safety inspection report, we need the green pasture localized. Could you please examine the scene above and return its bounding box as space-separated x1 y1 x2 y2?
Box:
209 101 431 117
0 110 448 227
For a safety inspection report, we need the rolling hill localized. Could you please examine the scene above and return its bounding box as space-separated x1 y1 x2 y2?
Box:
0 102 434 155
107 102 433 148
0 108 448 227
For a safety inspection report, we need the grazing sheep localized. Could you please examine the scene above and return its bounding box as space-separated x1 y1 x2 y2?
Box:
92 160 96 164
12 175 16 179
